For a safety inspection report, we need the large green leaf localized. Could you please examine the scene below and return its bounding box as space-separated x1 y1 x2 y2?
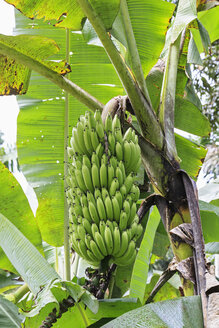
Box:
111 0 175 77
16 12 123 245
191 6 219 53
0 161 43 273
0 33 70 95
102 296 203 328
129 206 160 304
199 200 219 243
6 0 120 30
0 294 24 328
23 279 98 327
0 213 59 294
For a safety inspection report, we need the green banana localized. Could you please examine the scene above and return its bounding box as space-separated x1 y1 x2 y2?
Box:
91 129 99 153
115 142 123 161
94 110 102 122
124 173 134 193
94 188 102 200
104 196 114 221
91 163 100 188
115 190 123 210
108 132 115 155
123 200 130 222
105 113 112 133
119 210 128 231
112 226 121 256
115 240 136 264
104 225 114 255
90 240 105 260
114 230 129 257
99 220 106 239
96 143 104 160
75 169 87 193
116 166 124 187
123 140 132 169
123 127 133 142
128 202 137 226
133 224 143 241
94 231 107 256
86 191 96 206
101 187 109 200
110 156 117 171
96 122 105 142
114 127 123 143
87 250 100 266
82 205 93 223
91 223 99 238
82 218 92 235
112 114 121 132
89 202 100 224
82 164 94 192
86 111 96 130
130 184 140 202
76 121 89 156
111 196 120 223
107 164 114 189
109 178 119 197
91 152 100 168
96 196 107 221
84 126 94 154
100 163 108 188
77 224 86 240
115 248 137 266
120 184 127 201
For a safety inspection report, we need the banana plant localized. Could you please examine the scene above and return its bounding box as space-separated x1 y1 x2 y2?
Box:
0 0 219 327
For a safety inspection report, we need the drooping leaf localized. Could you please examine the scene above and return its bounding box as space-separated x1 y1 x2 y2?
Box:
0 213 59 294
191 6 219 52
129 206 160 304
175 134 207 179
0 33 70 95
0 161 43 273
0 294 24 328
111 0 175 76
51 298 140 328
102 295 203 328
170 0 197 43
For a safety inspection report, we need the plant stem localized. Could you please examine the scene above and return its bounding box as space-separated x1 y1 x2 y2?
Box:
108 267 116 299
64 28 71 281
5 283 30 304
120 0 151 105
0 41 104 112
55 247 59 274
77 0 164 150
159 33 181 160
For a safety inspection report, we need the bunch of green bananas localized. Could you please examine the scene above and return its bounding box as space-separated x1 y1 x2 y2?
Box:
66 110 143 267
